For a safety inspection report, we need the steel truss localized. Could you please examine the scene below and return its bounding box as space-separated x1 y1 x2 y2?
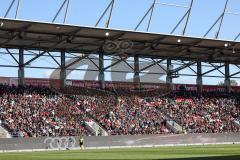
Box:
1 0 240 94
0 47 239 94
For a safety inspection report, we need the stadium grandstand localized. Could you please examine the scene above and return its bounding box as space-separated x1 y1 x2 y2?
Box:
0 0 240 160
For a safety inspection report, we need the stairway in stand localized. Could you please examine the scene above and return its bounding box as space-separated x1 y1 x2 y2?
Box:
0 126 11 138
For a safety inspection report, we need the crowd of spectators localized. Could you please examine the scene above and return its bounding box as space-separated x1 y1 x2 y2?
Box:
0 84 89 137
0 84 240 137
155 95 240 133
76 95 170 135
77 93 240 135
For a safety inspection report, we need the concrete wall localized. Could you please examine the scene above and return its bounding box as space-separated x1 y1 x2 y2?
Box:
0 133 240 152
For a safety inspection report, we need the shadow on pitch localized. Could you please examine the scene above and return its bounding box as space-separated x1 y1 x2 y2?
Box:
65 155 240 160
157 155 240 160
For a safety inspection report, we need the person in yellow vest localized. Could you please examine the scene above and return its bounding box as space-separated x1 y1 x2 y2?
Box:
79 136 84 150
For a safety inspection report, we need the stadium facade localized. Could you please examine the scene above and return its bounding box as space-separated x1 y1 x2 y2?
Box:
0 0 240 154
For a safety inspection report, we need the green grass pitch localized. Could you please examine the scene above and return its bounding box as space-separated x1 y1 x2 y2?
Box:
0 144 240 160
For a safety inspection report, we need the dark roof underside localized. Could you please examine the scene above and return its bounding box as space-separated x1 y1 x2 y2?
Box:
0 18 240 63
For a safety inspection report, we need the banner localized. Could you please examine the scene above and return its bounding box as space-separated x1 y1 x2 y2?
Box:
0 77 239 93
176 98 193 104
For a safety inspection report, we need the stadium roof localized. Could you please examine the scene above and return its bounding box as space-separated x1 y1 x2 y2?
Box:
1 18 240 64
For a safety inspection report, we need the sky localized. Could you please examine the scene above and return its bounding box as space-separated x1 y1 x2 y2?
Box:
0 0 240 85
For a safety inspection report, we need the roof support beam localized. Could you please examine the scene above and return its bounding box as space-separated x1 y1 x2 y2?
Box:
123 60 134 71
105 0 115 28
151 58 167 73
18 48 24 85
52 0 68 22
15 0 21 19
25 50 62 68
65 54 88 69
4 0 16 18
209 63 225 76
166 59 172 84
171 11 189 34
0 24 32 47
135 2 155 31
235 65 240 70
134 55 140 84
139 59 165 72
95 0 114 27
146 45 192 63
47 52 61 67
203 0 228 38
147 0 156 32
202 64 225 75
234 32 240 41
137 36 167 53
230 71 240 77
0 51 85 59
182 0 194 35
24 40 64 66
171 61 196 74
103 56 128 71
203 15 222 38
24 29 81 66
225 62 230 94
180 60 197 74
99 50 105 89
230 65 240 77
171 0 194 34
6 48 19 64
196 61 202 94
63 0 70 24
215 0 229 38
86 56 99 69
60 51 66 88
109 55 134 71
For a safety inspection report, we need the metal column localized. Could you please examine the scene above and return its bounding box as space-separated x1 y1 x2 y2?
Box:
225 62 231 94
196 61 202 94
99 51 105 89
134 55 140 89
18 48 24 85
166 59 172 84
60 51 66 88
